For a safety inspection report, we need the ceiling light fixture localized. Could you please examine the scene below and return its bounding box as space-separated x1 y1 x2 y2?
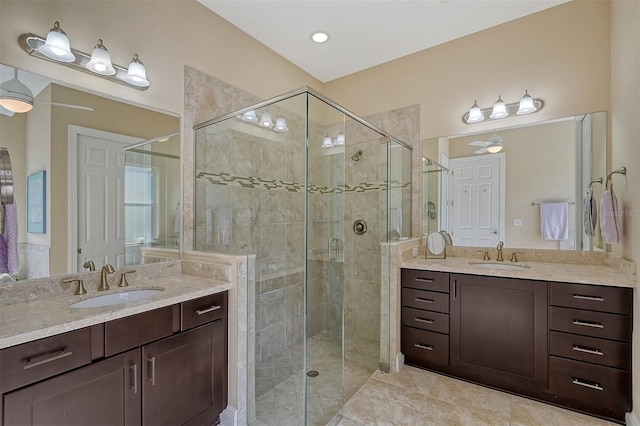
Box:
0 69 34 113
19 21 151 90
463 91 544 124
310 31 330 43
486 131 504 153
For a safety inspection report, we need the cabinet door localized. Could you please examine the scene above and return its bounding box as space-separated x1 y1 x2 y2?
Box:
4 349 141 426
142 319 227 426
450 274 548 394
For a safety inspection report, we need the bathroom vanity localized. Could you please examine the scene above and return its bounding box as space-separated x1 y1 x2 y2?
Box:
400 261 633 423
0 274 231 426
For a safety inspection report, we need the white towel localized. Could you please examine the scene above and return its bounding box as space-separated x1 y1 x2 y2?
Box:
600 189 621 244
540 202 569 240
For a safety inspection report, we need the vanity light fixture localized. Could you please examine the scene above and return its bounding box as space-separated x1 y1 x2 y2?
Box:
19 21 151 90
236 109 288 133
259 112 274 128
516 90 537 115
86 39 116 76
321 136 334 149
38 21 75 62
463 91 544 124
320 131 346 149
489 95 508 119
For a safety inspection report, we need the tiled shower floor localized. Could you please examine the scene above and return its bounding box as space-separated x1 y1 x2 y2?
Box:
250 332 378 426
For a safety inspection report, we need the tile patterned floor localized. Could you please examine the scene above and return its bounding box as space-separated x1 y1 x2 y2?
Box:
338 365 620 426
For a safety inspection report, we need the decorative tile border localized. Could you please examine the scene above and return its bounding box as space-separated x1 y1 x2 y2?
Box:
195 171 410 194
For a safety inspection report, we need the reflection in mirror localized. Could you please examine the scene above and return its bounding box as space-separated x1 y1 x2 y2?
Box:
0 64 180 281
423 112 606 252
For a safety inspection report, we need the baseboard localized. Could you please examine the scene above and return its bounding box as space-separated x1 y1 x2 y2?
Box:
626 411 640 426
220 405 238 426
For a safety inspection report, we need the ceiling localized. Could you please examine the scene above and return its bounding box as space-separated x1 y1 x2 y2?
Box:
199 0 570 83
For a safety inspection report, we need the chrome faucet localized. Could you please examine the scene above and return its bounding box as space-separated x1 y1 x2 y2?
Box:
83 260 96 271
496 241 505 262
98 264 115 291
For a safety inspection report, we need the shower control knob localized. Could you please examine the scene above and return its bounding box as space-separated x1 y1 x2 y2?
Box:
353 219 367 235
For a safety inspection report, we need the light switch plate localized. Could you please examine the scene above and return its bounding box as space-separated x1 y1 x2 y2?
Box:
514 218 523 226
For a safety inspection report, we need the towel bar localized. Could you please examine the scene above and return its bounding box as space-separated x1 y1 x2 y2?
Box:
531 201 575 206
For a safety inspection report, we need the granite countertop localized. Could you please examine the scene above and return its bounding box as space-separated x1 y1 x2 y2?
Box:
0 274 232 349
401 257 636 288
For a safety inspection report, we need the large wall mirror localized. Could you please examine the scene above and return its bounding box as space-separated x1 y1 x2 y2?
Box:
0 64 180 281
423 111 606 252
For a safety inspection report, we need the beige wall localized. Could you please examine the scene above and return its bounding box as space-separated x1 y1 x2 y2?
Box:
323 1 611 142
610 0 640 419
0 1 321 116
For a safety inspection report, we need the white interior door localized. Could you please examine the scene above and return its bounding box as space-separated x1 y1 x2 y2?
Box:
69 126 142 272
450 154 505 247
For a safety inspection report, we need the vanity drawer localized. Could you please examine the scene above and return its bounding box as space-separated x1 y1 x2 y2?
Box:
549 331 630 370
402 307 449 334
181 292 228 331
549 307 631 342
0 328 93 393
402 326 449 368
105 305 178 356
401 269 449 293
549 356 630 412
550 282 632 314
402 288 449 314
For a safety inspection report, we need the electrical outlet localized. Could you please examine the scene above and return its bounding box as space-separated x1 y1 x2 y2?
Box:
412 247 418 257
514 218 523 227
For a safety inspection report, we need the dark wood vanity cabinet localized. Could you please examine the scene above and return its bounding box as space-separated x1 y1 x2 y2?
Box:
449 273 549 395
548 282 632 421
0 292 228 426
401 268 633 423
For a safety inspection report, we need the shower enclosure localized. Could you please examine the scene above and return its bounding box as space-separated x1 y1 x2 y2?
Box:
194 89 412 425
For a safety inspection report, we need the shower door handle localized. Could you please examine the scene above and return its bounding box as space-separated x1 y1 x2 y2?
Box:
328 238 341 261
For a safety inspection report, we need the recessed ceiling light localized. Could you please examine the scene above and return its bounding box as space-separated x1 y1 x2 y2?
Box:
310 31 330 43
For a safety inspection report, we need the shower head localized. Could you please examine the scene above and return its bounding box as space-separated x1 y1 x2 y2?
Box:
351 150 363 162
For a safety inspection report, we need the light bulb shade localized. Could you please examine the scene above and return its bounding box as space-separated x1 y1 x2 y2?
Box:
334 132 345 146
517 91 537 115
489 96 508 119
321 136 333 149
466 101 484 123
38 21 75 62
86 39 116 76
259 112 273 128
241 110 258 122
124 54 150 87
0 78 34 113
274 117 288 132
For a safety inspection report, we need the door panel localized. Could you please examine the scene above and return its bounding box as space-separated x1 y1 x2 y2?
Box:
451 156 503 247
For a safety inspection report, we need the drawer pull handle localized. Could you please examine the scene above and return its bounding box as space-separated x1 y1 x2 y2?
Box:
24 348 72 370
573 294 604 302
573 319 604 329
415 277 434 282
195 305 221 315
414 343 433 351
415 317 434 324
130 364 138 394
414 297 434 304
573 345 604 356
148 356 156 386
572 378 604 391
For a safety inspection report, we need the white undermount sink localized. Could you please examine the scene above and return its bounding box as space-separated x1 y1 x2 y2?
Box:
70 288 164 308
468 262 530 270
